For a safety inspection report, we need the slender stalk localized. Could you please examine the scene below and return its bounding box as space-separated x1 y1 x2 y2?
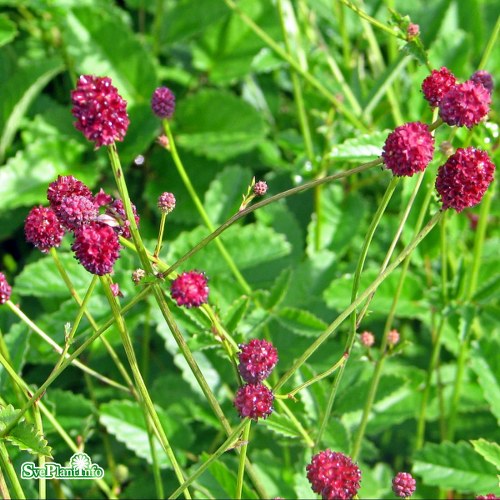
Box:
275 398 315 447
99 275 190 498
479 15 500 68
154 212 168 257
32 405 46 500
0 441 25 499
235 421 251 499
162 119 252 295
223 0 368 130
274 211 444 392
0 465 11 500
315 176 400 448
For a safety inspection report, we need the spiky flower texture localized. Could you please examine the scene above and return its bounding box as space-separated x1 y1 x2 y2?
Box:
382 122 434 177
439 80 491 128
307 450 361 500
435 148 495 212
238 339 278 383
392 472 416 498
171 271 209 308
72 222 121 276
25 206 65 253
71 75 129 148
233 383 274 420
158 192 176 214
151 87 176 119
421 67 457 107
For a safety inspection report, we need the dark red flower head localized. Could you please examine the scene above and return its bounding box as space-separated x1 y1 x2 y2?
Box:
151 87 176 119
238 339 278 383
170 271 209 308
0 272 12 304
25 206 65 253
47 175 93 213
439 80 491 128
71 75 129 148
421 67 457 107
382 122 435 177
57 195 98 231
470 70 494 94
435 147 495 212
72 221 121 275
253 181 268 196
392 472 416 498
406 23 419 39
233 383 274 420
306 450 361 500
476 494 500 499
105 199 140 239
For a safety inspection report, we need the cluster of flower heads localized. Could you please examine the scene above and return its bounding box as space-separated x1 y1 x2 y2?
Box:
24 175 142 276
170 271 209 308
233 339 278 420
382 67 495 213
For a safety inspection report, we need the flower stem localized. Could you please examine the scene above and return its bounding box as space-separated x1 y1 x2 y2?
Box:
0 441 25 499
235 420 251 499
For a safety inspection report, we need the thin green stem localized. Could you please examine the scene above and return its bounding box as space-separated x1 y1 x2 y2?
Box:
275 398 315 447
223 0 368 131
479 15 500 68
32 405 46 500
274 211 444 392
99 275 190 498
162 119 252 295
236 420 251 499
169 419 248 500
0 441 25 499
154 212 167 257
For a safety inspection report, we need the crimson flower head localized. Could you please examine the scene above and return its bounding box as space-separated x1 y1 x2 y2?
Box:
157 192 176 214
171 271 209 308
72 221 121 275
435 148 495 212
421 67 457 107
253 181 268 196
306 450 361 500
25 205 65 253
392 472 416 498
233 383 274 420
406 23 419 39
47 175 93 214
151 87 176 119
382 122 435 177
470 70 494 94
57 195 98 231
238 339 278 383
439 80 491 128
0 272 12 305
105 199 140 239
71 75 129 148
476 494 500 499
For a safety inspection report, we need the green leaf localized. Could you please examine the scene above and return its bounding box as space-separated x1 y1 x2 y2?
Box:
470 338 500 424
264 268 292 310
166 223 291 276
5 421 52 457
413 441 499 494
175 89 268 161
0 56 63 160
63 6 157 103
203 165 252 224
224 296 251 333
262 412 302 439
15 253 93 299
275 307 327 337
329 131 388 162
471 439 500 470
0 327 30 393
0 14 17 47
100 400 193 468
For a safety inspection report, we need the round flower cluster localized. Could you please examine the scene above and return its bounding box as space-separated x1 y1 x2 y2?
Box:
253 181 268 196
24 205 65 253
435 148 495 212
170 271 209 308
360 331 375 347
382 122 434 177
306 450 361 500
421 67 457 107
158 192 176 214
151 87 176 119
476 494 500 500
71 75 130 148
0 272 12 304
392 472 416 498
234 339 278 420
105 199 140 239
388 329 400 346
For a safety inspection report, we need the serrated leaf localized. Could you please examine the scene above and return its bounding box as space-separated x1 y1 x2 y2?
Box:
15 253 93 299
0 56 63 160
329 131 388 162
470 338 500 424
100 400 193 468
0 404 20 430
275 307 327 337
262 412 302 439
224 296 251 333
413 441 499 493
175 90 268 161
5 421 52 457
166 223 291 276
471 439 500 470
265 268 292 310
